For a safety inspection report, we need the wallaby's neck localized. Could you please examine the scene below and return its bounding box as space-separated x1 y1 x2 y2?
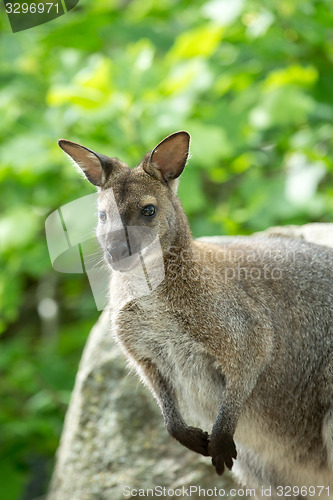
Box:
163 206 197 282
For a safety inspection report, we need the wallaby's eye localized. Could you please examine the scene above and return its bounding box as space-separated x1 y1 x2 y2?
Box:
141 204 156 217
99 211 107 222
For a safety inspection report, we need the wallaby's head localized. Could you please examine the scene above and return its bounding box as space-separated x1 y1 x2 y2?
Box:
58 132 191 271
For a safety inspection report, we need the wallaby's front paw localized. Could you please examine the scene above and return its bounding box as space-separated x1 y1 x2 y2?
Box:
179 426 209 456
208 434 237 475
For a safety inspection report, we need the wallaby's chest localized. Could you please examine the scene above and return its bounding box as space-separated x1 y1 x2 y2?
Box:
111 298 224 428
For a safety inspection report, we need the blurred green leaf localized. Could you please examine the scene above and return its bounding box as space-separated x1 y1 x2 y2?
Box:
167 24 224 60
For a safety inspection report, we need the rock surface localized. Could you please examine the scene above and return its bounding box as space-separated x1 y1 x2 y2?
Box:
47 225 333 500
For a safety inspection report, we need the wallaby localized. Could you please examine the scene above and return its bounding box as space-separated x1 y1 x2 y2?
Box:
59 132 333 499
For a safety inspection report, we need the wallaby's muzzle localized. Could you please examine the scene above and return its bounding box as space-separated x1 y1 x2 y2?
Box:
104 228 136 272
104 226 158 272
107 239 130 262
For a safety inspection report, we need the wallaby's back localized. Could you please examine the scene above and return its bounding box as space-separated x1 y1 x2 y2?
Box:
193 237 333 492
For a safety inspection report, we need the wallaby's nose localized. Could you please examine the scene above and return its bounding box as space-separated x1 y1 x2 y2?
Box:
107 241 130 262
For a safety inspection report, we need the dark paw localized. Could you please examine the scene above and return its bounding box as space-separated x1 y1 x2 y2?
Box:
180 426 209 456
208 434 237 475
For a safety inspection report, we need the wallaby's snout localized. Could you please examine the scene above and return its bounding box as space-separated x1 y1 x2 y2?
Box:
106 233 130 262
104 228 137 272
103 225 160 272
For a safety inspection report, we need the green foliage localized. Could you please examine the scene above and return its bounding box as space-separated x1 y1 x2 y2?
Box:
1 0 333 497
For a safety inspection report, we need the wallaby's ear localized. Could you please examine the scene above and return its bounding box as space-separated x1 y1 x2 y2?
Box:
144 131 190 184
58 140 122 187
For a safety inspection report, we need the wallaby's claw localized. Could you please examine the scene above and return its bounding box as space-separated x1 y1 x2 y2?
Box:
212 454 225 475
209 434 237 475
182 426 209 456
225 456 234 469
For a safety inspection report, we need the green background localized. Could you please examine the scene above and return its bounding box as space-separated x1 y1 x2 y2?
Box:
1 0 333 498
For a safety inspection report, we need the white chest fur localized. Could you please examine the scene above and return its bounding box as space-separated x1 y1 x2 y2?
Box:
110 284 224 430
